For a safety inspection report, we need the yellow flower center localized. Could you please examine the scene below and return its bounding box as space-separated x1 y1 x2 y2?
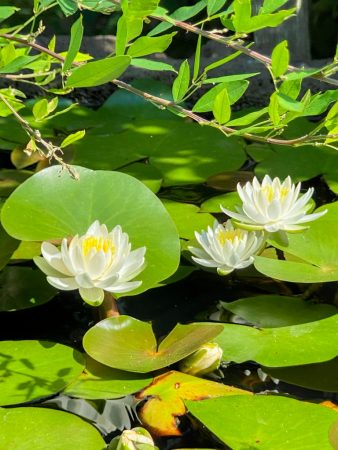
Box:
217 229 244 246
82 236 115 256
262 185 289 202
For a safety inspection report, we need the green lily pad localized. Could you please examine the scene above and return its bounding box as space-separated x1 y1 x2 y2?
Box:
0 266 57 311
83 315 224 373
221 295 337 328
64 356 152 400
186 395 338 449
0 169 32 197
248 143 337 183
11 241 41 260
0 340 85 406
264 358 338 392
214 314 338 367
119 162 163 193
200 192 240 213
0 223 19 269
254 202 338 282
162 200 215 240
1 166 180 296
0 407 105 450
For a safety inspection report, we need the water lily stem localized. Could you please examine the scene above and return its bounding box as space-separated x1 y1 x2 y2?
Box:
99 292 120 319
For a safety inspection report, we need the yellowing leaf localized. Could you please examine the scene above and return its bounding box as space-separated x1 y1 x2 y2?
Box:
137 370 250 436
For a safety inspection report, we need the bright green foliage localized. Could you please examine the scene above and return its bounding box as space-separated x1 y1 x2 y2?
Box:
0 340 84 406
0 407 106 449
186 396 338 449
83 315 223 372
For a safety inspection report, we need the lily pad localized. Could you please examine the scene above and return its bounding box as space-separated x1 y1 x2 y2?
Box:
137 370 249 436
214 314 338 367
162 200 215 240
186 395 338 449
265 358 338 392
119 162 163 193
221 295 337 328
64 356 152 400
0 266 57 311
1 166 180 296
200 192 240 213
0 407 105 450
83 315 224 373
254 202 338 282
0 340 85 406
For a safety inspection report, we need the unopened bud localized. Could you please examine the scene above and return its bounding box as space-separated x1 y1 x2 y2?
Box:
179 342 223 376
108 427 157 450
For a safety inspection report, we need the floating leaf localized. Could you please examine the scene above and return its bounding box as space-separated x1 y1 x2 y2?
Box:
119 162 163 193
2 166 180 296
0 407 105 449
201 192 240 213
186 395 338 449
0 266 57 311
215 314 338 367
137 370 249 436
265 358 338 393
221 295 337 328
64 356 152 400
83 316 223 373
0 340 84 406
255 202 338 283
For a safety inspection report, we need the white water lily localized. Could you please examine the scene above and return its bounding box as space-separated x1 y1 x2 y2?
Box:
188 220 265 275
34 220 146 306
221 175 327 233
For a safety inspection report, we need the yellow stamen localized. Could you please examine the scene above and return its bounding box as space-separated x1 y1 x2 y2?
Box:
217 229 244 246
82 236 115 255
262 185 289 202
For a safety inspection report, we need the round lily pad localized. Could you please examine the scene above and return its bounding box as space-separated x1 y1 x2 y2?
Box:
0 407 105 450
186 395 338 449
0 340 85 406
1 166 180 296
83 315 223 373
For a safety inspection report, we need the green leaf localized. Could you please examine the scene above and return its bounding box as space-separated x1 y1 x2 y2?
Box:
283 68 321 81
149 0 207 36
215 314 338 366
302 90 338 116
56 0 77 16
83 316 223 372
204 50 242 73
172 59 190 102
115 16 128 56
271 40 289 78
0 340 84 406
186 396 338 449
203 73 259 83
60 129 86 148
260 0 289 13
255 202 338 283
63 15 84 72
0 407 105 449
0 220 19 269
162 199 215 240
66 56 131 88
277 92 305 112
119 162 163 193
32 98 48 121
193 33 202 81
0 55 40 74
122 0 159 18
213 87 231 124
227 107 268 126
0 6 19 23
207 0 227 16
131 58 176 72
221 295 337 328
279 78 301 99
0 266 57 311
64 356 152 399
2 166 180 296
201 191 241 213
265 358 338 393
193 81 249 112
127 33 175 57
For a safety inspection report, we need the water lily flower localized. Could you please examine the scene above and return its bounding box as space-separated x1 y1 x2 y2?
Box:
188 220 265 275
221 175 327 233
34 220 146 306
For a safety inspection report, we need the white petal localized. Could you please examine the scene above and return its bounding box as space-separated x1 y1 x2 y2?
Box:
46 276 78 291
104 280 142 294
75 273 95 288
85 250 108 278
34 256 66 277
191 256 220 268
293 209 327 224
41 242 71 275
79 287 104 306
86 220 102 236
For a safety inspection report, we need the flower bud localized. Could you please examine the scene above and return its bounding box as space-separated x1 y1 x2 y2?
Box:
179 342 223 376
108 427 157 450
